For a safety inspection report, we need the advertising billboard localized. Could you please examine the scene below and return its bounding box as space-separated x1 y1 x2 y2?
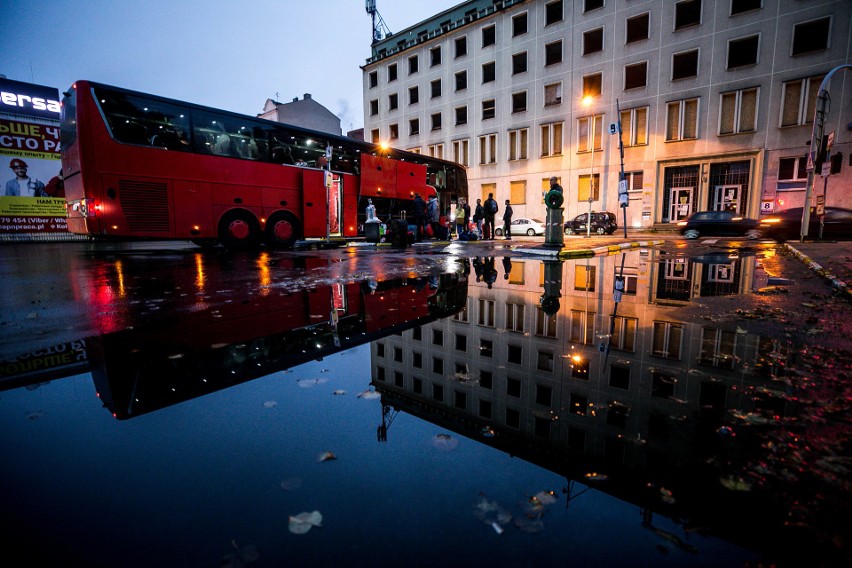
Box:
0 77 75 240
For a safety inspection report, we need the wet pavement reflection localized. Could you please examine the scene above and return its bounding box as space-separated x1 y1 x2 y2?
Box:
1 242 849 567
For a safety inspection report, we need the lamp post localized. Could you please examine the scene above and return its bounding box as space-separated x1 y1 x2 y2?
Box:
583 96 596 238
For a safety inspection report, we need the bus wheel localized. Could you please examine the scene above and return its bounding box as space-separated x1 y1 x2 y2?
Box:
219 210 261 249
265 212 301 249
191 238 218 248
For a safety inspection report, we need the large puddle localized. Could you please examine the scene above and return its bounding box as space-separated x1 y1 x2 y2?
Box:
1 244 849 567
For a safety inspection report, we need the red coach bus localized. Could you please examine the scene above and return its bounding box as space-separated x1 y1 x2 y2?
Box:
60 81 467 248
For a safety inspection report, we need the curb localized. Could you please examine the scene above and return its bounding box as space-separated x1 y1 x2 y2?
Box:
783 243 851 297
515 239 665 259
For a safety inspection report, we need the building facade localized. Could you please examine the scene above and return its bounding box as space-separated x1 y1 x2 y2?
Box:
259 93 342 135
362 0 852 229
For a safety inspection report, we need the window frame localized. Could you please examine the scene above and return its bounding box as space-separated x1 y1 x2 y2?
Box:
511 91 528 114
482 24 496 48
666 97 699 141
626 12 650 44
719 87 758 135
583 27 604 55
727 34 760 69
540 122 563 157
545 40 563 66
624 61 648 90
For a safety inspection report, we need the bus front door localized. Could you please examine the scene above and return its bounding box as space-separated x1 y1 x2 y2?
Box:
302 169 329 238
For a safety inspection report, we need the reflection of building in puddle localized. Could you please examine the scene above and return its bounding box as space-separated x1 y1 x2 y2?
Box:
371 250 799 547
652 250 756 303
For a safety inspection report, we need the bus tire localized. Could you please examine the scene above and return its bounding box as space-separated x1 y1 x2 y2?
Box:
265 212 301 249
218 210 261 249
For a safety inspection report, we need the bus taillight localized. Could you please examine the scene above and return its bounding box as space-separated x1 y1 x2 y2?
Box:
68 198 99 218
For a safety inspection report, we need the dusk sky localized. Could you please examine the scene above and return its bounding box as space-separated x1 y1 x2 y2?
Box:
1 1 461 131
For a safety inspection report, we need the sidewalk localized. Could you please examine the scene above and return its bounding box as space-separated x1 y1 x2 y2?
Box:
782 240 852 297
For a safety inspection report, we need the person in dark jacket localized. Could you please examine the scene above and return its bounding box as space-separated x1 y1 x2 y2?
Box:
502 200 513 240
483 193 498 240
413 193 427 241
472 199 484 238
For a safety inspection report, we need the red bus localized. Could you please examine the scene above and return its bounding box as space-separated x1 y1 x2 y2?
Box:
60 81 467 248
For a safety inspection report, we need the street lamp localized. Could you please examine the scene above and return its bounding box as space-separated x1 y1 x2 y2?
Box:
583 96 596 238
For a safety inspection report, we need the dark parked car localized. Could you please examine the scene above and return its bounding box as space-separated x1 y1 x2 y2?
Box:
761 207 852 241
677 210 763 239
564 211 617 235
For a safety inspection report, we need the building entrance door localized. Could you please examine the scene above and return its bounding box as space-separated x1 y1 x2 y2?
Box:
669 187 692 221
713 185 741 213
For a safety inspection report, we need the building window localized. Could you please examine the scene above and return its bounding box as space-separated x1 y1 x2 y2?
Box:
407 147 422 154
652 321 683 360
389 123 398 139
482 99 496 120
369 99 379 116
479 134 497 164
455 36 468 58
541 122 563 157
368 71 378 88
778 156 807 181
428 144 444 159
624 61 647 89
479 399 492 419
537 350 555 373
620 107 648 146
482 25 496 47
413 351 423 369
387 63 397 82
666 98 699 141
370 129 379 144
509 181 526 205
727 35 759 69
432 381 444 400
409 118 420 136
570 394 588 415
512 52 528 75
506 303 526 333
535 384 552 406
583 28 604 55
508 128 528 161
780 76 823 127
535 307 558 338
545 1 563 26
432 329 443 346
430 112 442 131
409 86 419 105
582 73 602 98
455 70 467 91
626 13 650 43
431 79 442 99
584 0 604 13
388 93 398 111
672 49 699 80
719 87 758 135
513 13 528 37
482 61 496 83
578 115 603 152
609 316 637 352
792 17 830 56
455 106 468 126
578 174 600 202
430 46 442 67
609 365 630 390
452 139 469 167
545 40 562 66
544 83 562 107
511 91 527 114
675 0 701 30
731 0 762 16
699 328 737 369
480 337 494 357
574 266 596 292
408 55 419 75
571 358 590 381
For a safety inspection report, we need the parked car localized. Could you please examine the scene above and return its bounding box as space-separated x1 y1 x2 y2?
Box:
760 207 852 241
564 212 618 235
494 218 546 236
677 210 763 239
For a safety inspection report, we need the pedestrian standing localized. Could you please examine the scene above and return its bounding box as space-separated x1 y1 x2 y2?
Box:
463 198 471 233
483 193 498 240
454 200 466 236
502 199 513 240
473 199 484 238
413 193 427 241
426 194 440 239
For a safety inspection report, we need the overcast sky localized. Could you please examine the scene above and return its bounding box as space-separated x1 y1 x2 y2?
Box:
1 1 461 131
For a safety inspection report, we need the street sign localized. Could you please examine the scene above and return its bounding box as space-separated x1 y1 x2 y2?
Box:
807 151 815 171
816 195 825 215
821 162 831 177
618 179 628 194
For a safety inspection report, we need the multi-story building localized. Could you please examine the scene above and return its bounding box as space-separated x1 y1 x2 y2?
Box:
362 0 852 229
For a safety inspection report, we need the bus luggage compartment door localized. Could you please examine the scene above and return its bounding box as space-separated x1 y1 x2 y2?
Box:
302 169 329 238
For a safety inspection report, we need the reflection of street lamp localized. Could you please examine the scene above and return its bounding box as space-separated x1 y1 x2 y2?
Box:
583 96 596 239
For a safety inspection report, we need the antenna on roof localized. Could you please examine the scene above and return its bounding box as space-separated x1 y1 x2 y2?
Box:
365 0 391 43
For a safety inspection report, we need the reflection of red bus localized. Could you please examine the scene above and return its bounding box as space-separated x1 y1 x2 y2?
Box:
60 81 467 248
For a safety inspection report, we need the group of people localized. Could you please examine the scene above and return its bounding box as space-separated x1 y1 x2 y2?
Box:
468 193 512 240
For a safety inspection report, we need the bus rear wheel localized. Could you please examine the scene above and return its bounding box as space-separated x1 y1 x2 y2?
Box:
218 210 261 249
265 212 301 249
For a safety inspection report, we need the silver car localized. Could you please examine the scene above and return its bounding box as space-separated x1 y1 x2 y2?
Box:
494 217 546 236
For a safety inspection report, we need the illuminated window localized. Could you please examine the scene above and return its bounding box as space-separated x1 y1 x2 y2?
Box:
578 174 600 201
574 266 596 291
